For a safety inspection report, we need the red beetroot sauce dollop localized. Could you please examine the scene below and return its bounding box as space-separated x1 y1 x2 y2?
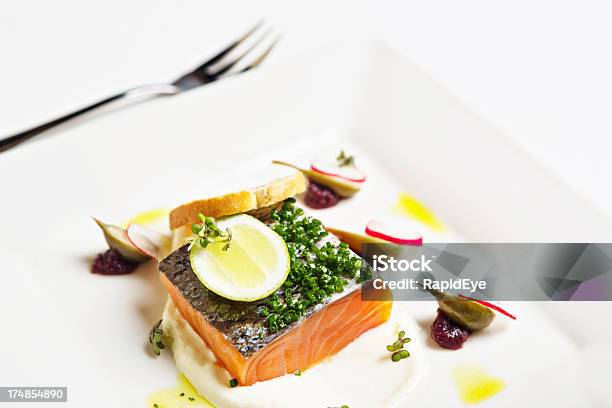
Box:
430 309 470 350
92 249 138 275
304 181 340 209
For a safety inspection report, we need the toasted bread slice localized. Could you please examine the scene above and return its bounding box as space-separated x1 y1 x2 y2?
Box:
169 172 307 230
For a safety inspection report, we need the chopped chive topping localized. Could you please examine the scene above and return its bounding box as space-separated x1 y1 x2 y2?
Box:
229 378 238 388
259 199 369 332
386 329 411 362
189 214 232 251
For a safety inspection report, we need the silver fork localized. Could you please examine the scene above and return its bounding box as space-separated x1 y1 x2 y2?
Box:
0 22 279 154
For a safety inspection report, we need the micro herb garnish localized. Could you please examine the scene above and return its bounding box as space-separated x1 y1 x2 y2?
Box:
336 150 355 167
148 319 166 356
189 213 232 251
294 369 302 376
259 199 366 333
386 330 411 362
229 378 239 388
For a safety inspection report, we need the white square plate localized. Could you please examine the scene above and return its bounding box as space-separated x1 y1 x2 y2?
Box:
1 42 611 407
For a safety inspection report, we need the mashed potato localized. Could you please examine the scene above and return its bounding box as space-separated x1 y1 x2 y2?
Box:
162 300 429 408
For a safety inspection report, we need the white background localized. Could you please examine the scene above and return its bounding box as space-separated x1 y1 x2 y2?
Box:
1 0 611 219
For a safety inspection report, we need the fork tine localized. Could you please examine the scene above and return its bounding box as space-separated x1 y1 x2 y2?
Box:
238 35 281 73
196 21 263 72
208 29 274 78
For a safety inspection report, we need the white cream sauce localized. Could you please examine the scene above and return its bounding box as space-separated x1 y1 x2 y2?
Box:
162 300 429 408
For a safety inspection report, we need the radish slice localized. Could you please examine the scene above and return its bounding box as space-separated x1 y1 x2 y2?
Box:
311 160 367 183
126 224 170 259
365 220 423 245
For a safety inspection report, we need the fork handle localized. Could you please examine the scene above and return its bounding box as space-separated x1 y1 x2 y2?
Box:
0 84 179 153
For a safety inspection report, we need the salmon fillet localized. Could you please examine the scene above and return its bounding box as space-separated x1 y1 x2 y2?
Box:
159 244 392 385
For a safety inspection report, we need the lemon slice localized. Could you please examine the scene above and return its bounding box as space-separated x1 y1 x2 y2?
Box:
189 214 290 301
